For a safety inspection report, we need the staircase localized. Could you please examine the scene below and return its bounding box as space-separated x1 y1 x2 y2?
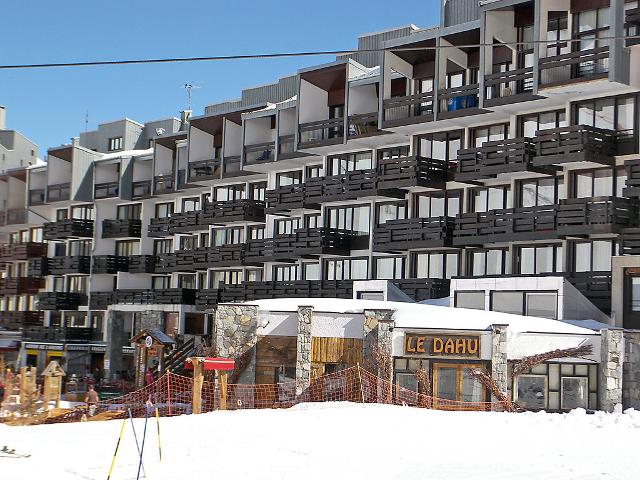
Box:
162 336 196 376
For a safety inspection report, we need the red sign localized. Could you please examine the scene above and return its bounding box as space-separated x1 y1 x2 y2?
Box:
184 357 235 371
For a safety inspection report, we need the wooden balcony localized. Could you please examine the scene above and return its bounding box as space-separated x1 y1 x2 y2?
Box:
377 156 448 190
127 255 157 274
373 217 454 252
245 228 352 264
393 278 450 302
0 242 47 261
622 228 640 255
382 92 434 128
132 180 152 199
624 158 640 198
188 159 221 181
43 219 94 240
348 113 379 138
193 244 245 269
298 118 344 148
22 325 98 342
539 46 609 87
213 280 354 304
244 141 275 165
29 189 46 206
438 84 480 117
155 251 197 273
92 255 129 274
46 183 71 202
453 197 637 246
265 184 315 213
114 288 196 305
305 169 402 204
154 173 175 194
194 288 222 309
89 291 115 310
0 277 45 295
46 256 92 275
532 125 617 167
483 67 534 107
277 135 298 160
202 199 266 224
567 271 612 315
147 216 172 237
165 211 201 234
102 219 141 238
0 311 43 329
94 181 119 199
456 137 548 182
35 292 87 310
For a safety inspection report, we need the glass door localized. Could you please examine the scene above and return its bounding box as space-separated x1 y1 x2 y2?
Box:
433 363 486 407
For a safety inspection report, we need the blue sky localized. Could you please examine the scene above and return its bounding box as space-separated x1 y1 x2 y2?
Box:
0 1 440 155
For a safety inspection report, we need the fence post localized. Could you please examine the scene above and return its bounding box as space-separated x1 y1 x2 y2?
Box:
166 372 171 416
356 364 365 403
192 361 203 415
219 371 227 411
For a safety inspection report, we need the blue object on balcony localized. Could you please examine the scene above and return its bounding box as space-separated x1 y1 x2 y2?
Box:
447 95 478 111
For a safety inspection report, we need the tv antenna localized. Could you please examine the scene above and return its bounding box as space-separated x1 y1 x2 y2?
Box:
183 83 201 110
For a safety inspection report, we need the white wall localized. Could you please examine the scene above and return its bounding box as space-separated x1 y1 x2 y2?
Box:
188 127 214 163
311 313 364 339
508 332 600 361
245 116 275 145
6 177 24 208
47 156 71 185
484 10 517 74
95 163 119 183
299 79 329 123
278 108 297 136
154 144 173 175
383 51 414 99
133 158 152 182
348 83 379 115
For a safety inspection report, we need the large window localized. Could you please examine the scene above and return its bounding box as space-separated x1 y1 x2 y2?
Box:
214 184 245 201
416 130 463 161
115 240 140 256
152 276 171 289
571 168 625 198
69 240 92 256
375 201 407 225
467 248 509 276
326 205 371 235
273 264 297 282
518 177 564 207
212 227 244 246
117 203 141 220
491 291 558 319
470 124 508 147
469 186 510 213
413 251 459 279
375 256 406 280
573 7 610 76
377 145 410 160
179 235 198 251
108 137 123 152
249 181 266 201
302 262 320 280
519 110 567 138
575 95 637 154
181 197 200 213
153 239 173 255
413 191 460 218
516 244 563 275
455 291 485 310
71 205 94 220
324 258 368 280
327 151 373 175
155 202 173 218
276 171 302 187
210 270 242 287
274 218 301 235
572 240 617 272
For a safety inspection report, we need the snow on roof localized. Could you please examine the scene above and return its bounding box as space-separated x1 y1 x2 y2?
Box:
350 65 381 82
97 148 153 161
243 298 597 335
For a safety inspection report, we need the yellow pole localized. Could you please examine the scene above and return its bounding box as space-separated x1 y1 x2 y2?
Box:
219 371 227 411
155 407 162 462
106 416 127 480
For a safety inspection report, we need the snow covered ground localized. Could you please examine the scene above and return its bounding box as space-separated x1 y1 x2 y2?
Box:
2 403 640 480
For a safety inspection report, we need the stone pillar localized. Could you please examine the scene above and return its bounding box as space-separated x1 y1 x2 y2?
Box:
362 309 394 381
214 305 258 384
104 310 124 380
623 331 640 410
139 310 164 331
296 306 313 395
600 328 624 412
490 324 509 409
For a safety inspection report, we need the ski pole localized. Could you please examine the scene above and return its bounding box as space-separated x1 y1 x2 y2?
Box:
155 407 162 462
136 397 151 480
106 415 127 480
128 408 146 478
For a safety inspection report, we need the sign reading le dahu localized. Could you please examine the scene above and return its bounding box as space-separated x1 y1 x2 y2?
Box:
405 334 480 358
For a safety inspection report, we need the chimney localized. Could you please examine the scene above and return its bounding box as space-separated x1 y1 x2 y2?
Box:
0 106 5 130
180 110 192 130
71 137 79 147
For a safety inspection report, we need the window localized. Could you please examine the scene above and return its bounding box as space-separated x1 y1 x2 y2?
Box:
324 258 368 280
304 214 321 229
573 7 610 77
375 256 405 279
276 171 302 187
210 270 242 287
572 240 616 272
377 145 410 160
375 202 407 225
212 227 244 246
515 375 548 410
67 275 87 293
575 95 637 154
561 377 589 410
69 240 92 256
273 264 297 281
325 205 371 235
467 248 509 276
152 276 171 289
518 177 563 207
179 235 198 251
306 165 323 179
108 137 123 151
302 262 320 280
274 218 301 235
491 291 558 319
71 205 94 220
413 251 459 279
199 232 210 248
214 184 245 201
115 240 140 256
182 197 200 212
117 203 141 220
572 169 616 198
470 124 508 147
413 191 460 217
416 130 463 161
327 151 373 175
153 239 173 255
249 182 266 201
469 186 510 212
155 202 174 218
178 274 196 289
516 244 563 275
56 209 68 221
455 291 485 310
246 269 263 282
248 226 265 240
519 110 567 138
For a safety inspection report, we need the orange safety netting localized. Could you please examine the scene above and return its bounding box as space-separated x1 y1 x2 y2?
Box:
42 366 507 424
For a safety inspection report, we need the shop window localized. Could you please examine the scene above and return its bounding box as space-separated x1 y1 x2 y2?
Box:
515 375 548 409
561 377 589 410
455 291 485 310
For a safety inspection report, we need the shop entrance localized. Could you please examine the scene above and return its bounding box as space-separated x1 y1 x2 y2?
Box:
432 363 485 404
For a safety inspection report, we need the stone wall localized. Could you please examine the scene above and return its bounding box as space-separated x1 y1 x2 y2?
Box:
138 310 164 331
623 331 640 410
296 306 313 395
214 305 259 384
363 309 394 380
491 324 508 409
599 328 624 412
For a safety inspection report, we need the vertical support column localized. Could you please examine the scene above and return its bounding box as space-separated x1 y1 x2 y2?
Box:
214 305 258 384
296 306 313 396
104 310 124 380
362 309 394 381
600 328 624 412
490 324 509 410
192 359 203 415
219 371 228 410
623 331 640 410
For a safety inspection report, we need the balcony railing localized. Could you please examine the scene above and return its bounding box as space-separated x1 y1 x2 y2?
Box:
46 256 92 275
148 216 172 237
188 159 221 181
92 255 129 274
213 280 355 305
277 135 297 160
393 278 450 302
484 67 534 106
539 46 609 86
622 228 640 255
456 137 541 182
453 196 637 246
43 219 94 240
154 244 247 274
348 113 378 137
439 84 479 114
46 183 71 202
5 208 27 225
532 125 617 167
223 156 242 176
22 326 98 342
245 228 352 263
305 169 385 203
625 158 640 198
377 156 448 190
94 181 119 199
373 217 454 252
0 242 47 262
132 180 152 199
102 219 141 238
567 271 612 314
265 184 310 213
244 141 275 165
90 291 115 310
626 7 640 47
127 255 157 274
0 311 43 329
382 92 434 127
114 288 196 305
36 292 88 310
298 118 344 147
0 277 45 295
29 189 46 206
202 199 266 224
154 173 175 193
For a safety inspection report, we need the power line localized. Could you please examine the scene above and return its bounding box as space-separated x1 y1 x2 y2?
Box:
0 34 636 70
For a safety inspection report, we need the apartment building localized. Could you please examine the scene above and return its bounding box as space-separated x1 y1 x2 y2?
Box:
6 0 640 379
